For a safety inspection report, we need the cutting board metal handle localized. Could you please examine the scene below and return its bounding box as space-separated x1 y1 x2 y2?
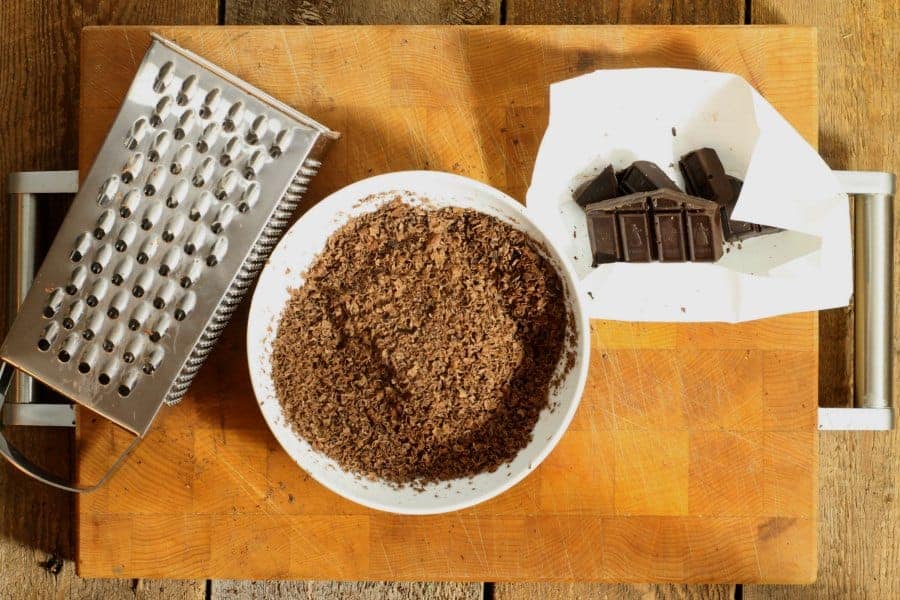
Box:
820 171 895 431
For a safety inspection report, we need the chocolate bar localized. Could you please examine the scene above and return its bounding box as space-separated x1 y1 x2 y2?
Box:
584 189 723 264
578 148 780 265
618 160 679 194
575 164 618 207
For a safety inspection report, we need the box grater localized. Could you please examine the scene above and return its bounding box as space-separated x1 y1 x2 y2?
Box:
0 34 337 491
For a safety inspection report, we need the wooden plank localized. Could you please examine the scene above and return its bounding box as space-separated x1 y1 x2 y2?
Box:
225 0 501 24
77 25 818 584
495 583 736 599
746 0 900 597
0 1 215 598
506 0 744 24
212 581 483 599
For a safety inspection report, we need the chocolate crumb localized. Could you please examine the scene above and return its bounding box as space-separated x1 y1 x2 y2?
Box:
272 200 571 485
671 126 677 136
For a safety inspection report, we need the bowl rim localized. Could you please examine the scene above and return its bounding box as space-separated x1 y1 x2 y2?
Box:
246 170 591 514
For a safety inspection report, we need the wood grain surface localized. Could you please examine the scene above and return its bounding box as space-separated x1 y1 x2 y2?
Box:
76 25 818 584
506 0 744 24
0 0 896 599
225 0 501 25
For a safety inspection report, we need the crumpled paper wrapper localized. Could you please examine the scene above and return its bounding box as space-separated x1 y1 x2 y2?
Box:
526 68 851 323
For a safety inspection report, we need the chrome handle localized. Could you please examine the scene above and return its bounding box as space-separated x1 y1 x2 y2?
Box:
7 171 79 409
819 171 895 431
0 360 139 492
0 170 139 492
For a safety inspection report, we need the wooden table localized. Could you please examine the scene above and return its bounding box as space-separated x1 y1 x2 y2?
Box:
0 1 896 599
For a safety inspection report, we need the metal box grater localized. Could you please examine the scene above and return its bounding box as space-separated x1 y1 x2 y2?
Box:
0 34 337 490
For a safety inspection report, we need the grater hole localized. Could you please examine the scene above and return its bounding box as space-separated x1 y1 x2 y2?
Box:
43 307 55 318
83 330 94 341
70 250 83 262
57 350 71 363
123 352 135 364
179 276 192 288
153 298 165 310
117 384 131 397
90 262 103 275
132 286 145 298
86 296 98 307
174 309 186 321
111 274 124 286
128 319 140 332
78 362 91 374
65 284 78 296
107 307 119 319
62 318 75 330
159 265 170 276
37 339 51 352
142 364 155 375
102 340 114 352
98 373 111 385
149 331 161 343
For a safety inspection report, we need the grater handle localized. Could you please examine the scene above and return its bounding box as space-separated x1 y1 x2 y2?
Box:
0 361 140 492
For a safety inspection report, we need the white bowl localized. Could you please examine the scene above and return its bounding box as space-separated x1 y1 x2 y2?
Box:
247 171 590 514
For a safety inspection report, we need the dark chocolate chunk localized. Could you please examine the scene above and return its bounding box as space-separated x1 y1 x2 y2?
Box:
680 148 734 241
584 208 621 265
618 161 679 194
686 208 724 262
653 212 688 262
617 212 655 262
585 189 724 264
575 165 618 207
648 188 691 210
679 148 732 205
603 192 650 212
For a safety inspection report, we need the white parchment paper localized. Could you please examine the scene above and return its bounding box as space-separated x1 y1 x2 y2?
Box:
526 68 852 323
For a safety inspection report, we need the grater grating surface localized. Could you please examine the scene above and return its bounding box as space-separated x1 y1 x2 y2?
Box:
1 34 337 437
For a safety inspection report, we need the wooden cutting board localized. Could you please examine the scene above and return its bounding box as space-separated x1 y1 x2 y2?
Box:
76 25 819 583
